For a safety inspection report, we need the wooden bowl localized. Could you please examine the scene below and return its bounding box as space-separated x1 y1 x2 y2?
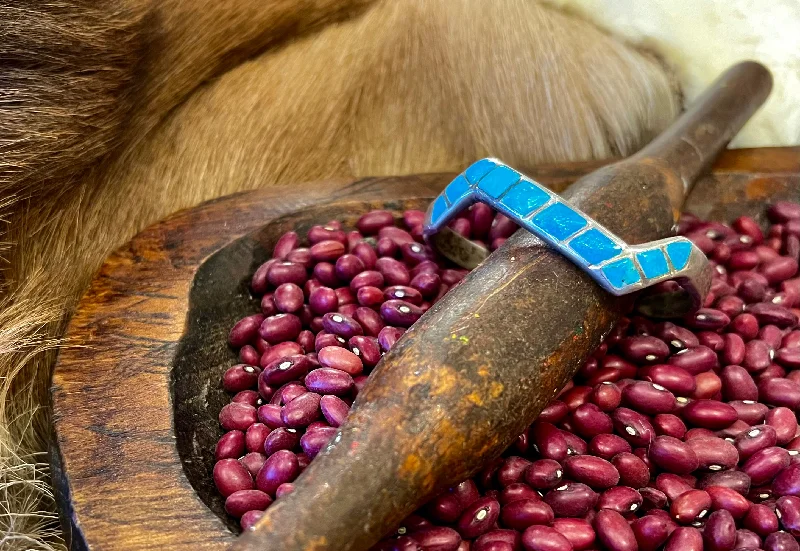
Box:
51 148 800 550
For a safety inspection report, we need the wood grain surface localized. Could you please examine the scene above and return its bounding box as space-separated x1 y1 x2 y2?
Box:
51 146 799 551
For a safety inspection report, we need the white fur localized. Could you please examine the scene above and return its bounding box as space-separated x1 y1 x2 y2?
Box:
546 0 800 147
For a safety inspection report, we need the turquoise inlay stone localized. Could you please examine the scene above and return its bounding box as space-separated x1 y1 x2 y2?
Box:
602 257 641 289
430 195 448 225
636 248 670 279
445 174 471 204
500 180 550 217
568 228 622 265
478 165 520 198
667 240 693 270
465 159 497 184
531 203 588 241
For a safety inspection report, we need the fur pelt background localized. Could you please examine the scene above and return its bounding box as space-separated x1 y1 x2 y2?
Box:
0 0 790 548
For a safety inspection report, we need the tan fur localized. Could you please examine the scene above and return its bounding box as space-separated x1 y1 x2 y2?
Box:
0 1 680 548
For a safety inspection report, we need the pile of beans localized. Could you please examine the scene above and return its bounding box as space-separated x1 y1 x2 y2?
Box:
212 199 800 551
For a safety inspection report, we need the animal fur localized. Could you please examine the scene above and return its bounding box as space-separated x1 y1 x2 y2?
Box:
0 1 680 548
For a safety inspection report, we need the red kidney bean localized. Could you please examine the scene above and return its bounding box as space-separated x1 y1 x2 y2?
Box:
561 385 592 410
409 527 462 550
670 489 712 524
222 364 261 393
775 346 800 369
378 226 414 245
280 392 321 428
700 470 752 497
374 256 411 286
271 382 311 407
399 242 430 265
261 293 278 317
381 299 423 327
375 237 398 258
593 509 637 551
299 426 337 459
524 459 564 490
686 437 739 471
743 447 791 486
681 399 738 429
730 250 761 271
314 332 346 353
450 480 481 509
335 287 356 307
639 487 669 511
563 455 619 489
349 335 381 367
296 330 315 353
229 314 265 347
717 419 749 439
455 497 500 539
267 261 308 287
224 489 271 519
669 346 719 374
700 330 727 351
426 493 465 524
538 401 569 425
383 285 423 305
233 390 260 407
500 499 554 530
334 254 365 282
653 414 687 439
732 313 761 340
734 528 763 549
743 339 773 372
693 370 723 399
474 529 520 551
499 483 541 505
321 312 363 339
776 495 800 535
622 381 676 414
744 503 780 535
760 256 799 284
521 525 573 551
611 452 650 489
261 355 310 386
245 423 270 453
351 242 377 270
256 450 300 496
589 382 622 411
354 306 385 337
549 518 594 551
639 364 697 396
214 458 254 497
259 313 302 344
597 485 642 515
619 335 670 363
410 273 441 299
260 416 298 450
721 365 759 401
313 262 341 287
239 345 261 367
219 402 258 431
356 285 384 307
759 378 800 409
721 334 747 367
735 425 778 460
287 247 313 269
544 482 598 518
631 514 674 551
497 457 532 488
356 210 394 235
257 403 283 428
717 295 746 317
308 286 338 315
588 434 631 460
240 508 266 531
707 485 751 519
764 531 799 551
728 400 768 425
561 431 587 456
688 308 731 331
703 509 737 551
319 395 349 427
378 326 404 352
769 201 800 223
216 430 246 461
649 435 700 475
309 240 346 262
570 403 612 438
272 283 303 313
531 422 568 462
612 407 655 446
773 462 800 497
317 345 363 375
656 473 695 502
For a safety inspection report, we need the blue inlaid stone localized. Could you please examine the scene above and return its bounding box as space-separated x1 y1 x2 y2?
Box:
667 240 693 270
500 180 550 217
465 158 497 184
636 248 670 279
478 165 520 198
429 195 448 226
602 257 641 289
531 203 587 241
445 174 471 204
568 228 622 265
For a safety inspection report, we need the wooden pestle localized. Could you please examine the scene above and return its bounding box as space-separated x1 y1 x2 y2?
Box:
234 61 772 551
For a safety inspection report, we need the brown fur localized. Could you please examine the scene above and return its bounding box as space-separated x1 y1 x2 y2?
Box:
0 1 680 548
